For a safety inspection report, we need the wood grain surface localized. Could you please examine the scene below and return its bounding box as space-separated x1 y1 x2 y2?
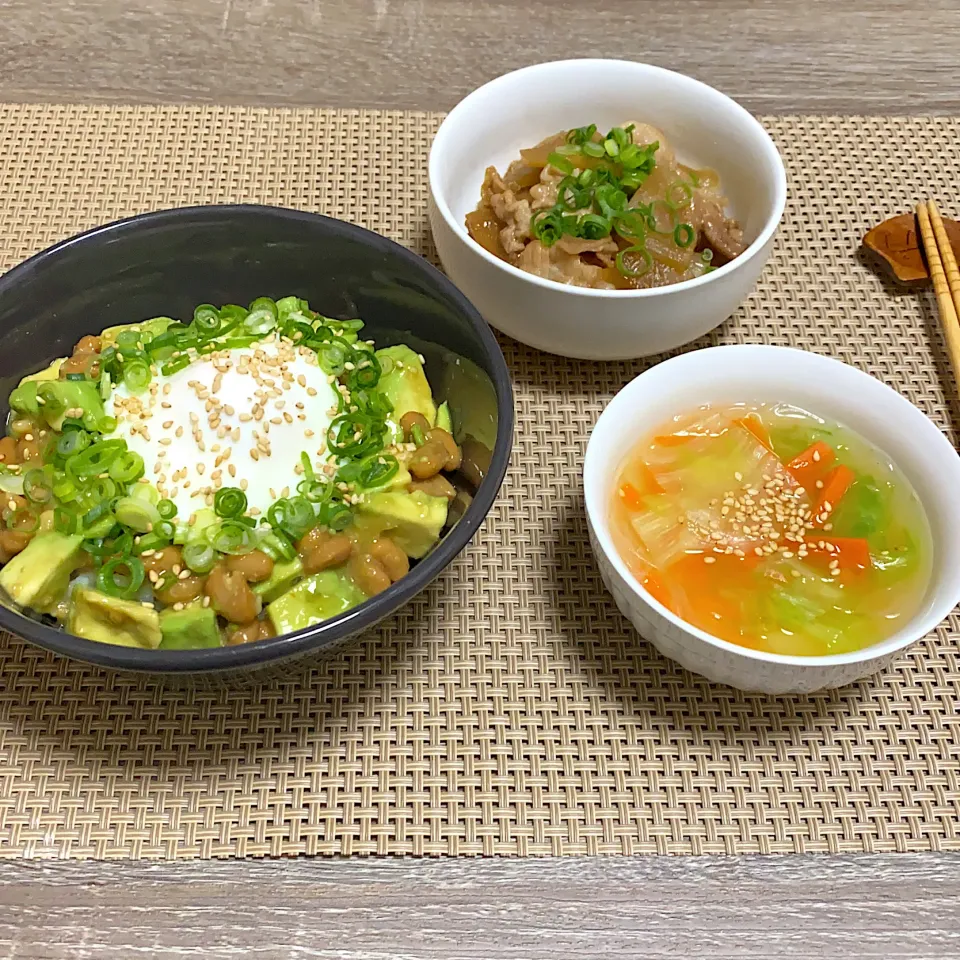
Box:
1 854 959 959
1 0 959 114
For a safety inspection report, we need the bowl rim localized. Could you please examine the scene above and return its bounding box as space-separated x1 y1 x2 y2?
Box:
428 58 788 300
0 203 515 673
584 343 960 668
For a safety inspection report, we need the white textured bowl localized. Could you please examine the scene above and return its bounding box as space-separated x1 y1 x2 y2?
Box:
428 59 787 360
584 345 960 694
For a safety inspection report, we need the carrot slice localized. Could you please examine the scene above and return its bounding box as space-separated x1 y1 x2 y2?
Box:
812 464 855 524
640 567 675 612
786 441 836 490
734 415 774 454
806 536 871 573
619 482 646 511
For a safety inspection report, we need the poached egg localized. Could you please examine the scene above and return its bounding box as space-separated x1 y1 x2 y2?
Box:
108 338 341 519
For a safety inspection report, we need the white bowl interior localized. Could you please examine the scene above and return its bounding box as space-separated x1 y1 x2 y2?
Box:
584 346 960 665
432 59 783 254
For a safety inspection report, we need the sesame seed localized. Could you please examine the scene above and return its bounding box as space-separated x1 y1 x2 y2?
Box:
250 448 260 461
223 405 235 416
239 413 252 422
202 596 211 608
240 478 248 491
159 438 172 446
703 556 717 564
162 420 174 429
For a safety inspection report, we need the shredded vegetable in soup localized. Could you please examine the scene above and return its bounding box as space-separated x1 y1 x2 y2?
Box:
610 403 932 656
466 121 746 290
0 297 483 651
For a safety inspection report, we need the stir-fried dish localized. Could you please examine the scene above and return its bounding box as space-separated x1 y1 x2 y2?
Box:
0 297 476 650
610 402 931 656
466 122 746 290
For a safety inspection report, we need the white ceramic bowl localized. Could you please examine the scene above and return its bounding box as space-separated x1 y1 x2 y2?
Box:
428 59 787 360
584 345 960 694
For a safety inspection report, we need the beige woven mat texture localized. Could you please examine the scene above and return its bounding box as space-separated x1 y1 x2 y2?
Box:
0 105 957 859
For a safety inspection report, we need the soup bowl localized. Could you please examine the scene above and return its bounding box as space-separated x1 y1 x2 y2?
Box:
0 204 513 676
584 345 960 694
428 59 787 360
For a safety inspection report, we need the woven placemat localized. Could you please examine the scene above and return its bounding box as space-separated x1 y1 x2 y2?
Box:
0 105 958 859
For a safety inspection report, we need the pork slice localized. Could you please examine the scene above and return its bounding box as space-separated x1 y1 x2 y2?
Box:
688 192 746 265
530 163 564 211
555 235 620 256
517 240 614 288
482 165 533 255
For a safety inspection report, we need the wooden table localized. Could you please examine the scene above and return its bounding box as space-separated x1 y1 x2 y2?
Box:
1 2 959 957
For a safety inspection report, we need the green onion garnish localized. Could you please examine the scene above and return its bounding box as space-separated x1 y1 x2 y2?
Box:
673 223 696 248
213 487 247 519
57 430 91 458
97 556 145 600
616 245 654 279
209 519 256 555
108 451 145 485
319 500 353 532
122 358 152 393
156 498 178 520
54 506 79 535
22 468 54 505
182 541 218 574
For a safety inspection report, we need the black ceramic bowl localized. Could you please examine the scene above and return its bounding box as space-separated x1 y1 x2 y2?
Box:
0 205 513 674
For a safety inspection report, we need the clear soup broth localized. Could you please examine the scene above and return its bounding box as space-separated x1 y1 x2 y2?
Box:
610 402 932 657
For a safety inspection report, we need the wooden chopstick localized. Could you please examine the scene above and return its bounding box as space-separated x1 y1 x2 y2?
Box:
916 200 960 384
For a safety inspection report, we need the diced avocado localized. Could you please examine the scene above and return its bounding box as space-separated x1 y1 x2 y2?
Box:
19 358 64 387
0 532 83 614
267 570 367 635
159 605 222 650
435 401 453 433
68 586 162 649
356 490 448 559
101 317 174 345
8 380 41 418
174 507 217 545
376 345 437 428
35 380 105 432
253 557 304 603
438 354 498 449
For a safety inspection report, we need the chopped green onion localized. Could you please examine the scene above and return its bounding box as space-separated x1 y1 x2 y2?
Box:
182 541 218 574
646 199 676 235
319 500 353 532
531 209 564 248
193 303 221 334
22 468 54 505
6 506 38 533
613 211 648 240
156 498 178 520
65 372 86 382
666 179 694 209
122 358 152 392
213 487 247 519
327 413 385 458
244 297 279 336
97 556 145 600
316 338 354 376
160 355 191 377
297 477 333 504
616 244 654 279
546 152 574 175
410 424 426 447
347 353 382 390
358 454 399 489
258 529 296 561
209 519 256 555
57 430 91 458
115 496 160 533
134 531 169 554
581 141 605 158
154 519 177 541
96 415 118 434
66 438 126 480
566 123 597 145
594 184 628 218
673 223 696 248
108 451 145 485
54 506 79 535
701 248 714 263
266 496 315 540
299 451 314 480
115 330 142 351
579 214 612 240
